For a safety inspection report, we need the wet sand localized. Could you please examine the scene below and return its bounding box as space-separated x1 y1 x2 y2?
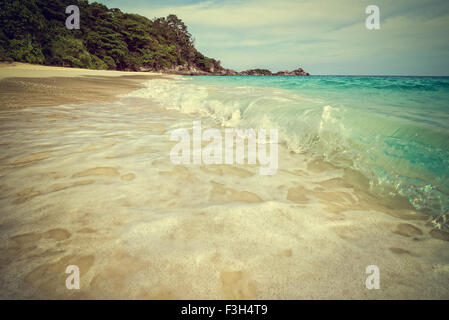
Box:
0 63 165 109
0 64 448 299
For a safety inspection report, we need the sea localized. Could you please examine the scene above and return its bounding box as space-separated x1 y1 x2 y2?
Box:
2 73 449 298
128 75 449 220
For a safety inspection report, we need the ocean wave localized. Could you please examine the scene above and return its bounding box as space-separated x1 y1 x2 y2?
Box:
124 77 449 216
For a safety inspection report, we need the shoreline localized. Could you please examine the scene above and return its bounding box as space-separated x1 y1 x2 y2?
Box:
0 62 311 77
0 64 448 299
0 62 169 109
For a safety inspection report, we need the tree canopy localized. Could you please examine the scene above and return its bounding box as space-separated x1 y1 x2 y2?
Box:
0 0 223 72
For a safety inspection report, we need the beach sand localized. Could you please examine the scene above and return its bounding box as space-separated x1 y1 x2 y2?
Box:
0 63 165 109
0 63 448 299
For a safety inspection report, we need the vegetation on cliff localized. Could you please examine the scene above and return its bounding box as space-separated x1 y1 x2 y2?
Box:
0 0 223 73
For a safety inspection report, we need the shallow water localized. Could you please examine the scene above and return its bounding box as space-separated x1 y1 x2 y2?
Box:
129 75 449 218
0 78 449 299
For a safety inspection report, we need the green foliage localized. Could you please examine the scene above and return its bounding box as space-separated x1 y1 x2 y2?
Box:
102 56 116 69
8 37 45 63
50 36 94 68
0 0 222 72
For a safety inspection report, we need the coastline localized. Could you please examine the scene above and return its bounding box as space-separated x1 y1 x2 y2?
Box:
0 63 168 109
0 64 448 299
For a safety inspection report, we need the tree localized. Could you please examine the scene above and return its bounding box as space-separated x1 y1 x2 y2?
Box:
0 1 222 72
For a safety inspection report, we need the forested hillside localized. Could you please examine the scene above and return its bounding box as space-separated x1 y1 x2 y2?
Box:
0 0 224 73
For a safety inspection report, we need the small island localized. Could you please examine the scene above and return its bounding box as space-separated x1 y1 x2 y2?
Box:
163 66 310 76
238 67 310 76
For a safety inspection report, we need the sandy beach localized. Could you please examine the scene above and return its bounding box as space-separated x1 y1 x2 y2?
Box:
0 63 166 109
0 63 448 299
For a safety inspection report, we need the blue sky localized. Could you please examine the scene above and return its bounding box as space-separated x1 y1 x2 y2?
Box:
98 0 449 75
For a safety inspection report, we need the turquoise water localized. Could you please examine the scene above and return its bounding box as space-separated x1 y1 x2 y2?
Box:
141 75 449 216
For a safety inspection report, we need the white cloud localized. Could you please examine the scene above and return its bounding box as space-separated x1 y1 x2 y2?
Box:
142 0 365 30
104 0 449 74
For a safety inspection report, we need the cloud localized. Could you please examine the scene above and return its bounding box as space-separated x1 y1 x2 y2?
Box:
140 0 364 30
100 0 449 75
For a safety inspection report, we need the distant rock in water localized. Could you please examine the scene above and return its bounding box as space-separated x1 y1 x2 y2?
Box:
274 67 310 76
237 67 310 76
219 69 239 76
239 69 273 76
140 64 309 77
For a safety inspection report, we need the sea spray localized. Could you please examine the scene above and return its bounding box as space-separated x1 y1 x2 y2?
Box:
124 75 449 217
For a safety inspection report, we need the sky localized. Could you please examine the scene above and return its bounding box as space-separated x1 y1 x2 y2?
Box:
98 0 449 75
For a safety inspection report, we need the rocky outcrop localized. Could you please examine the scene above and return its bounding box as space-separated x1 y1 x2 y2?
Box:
139 64 212 75
239 69 273 76
167 66 240 76
274 67 310 76
143 65 310 76
237 67 310 76
218 69 239 76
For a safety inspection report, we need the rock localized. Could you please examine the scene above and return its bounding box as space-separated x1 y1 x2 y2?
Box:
275 67 310 76
239 69 273 76
138 66 153 72
220 69 238 76
238 67 310 76
138 64 309 76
